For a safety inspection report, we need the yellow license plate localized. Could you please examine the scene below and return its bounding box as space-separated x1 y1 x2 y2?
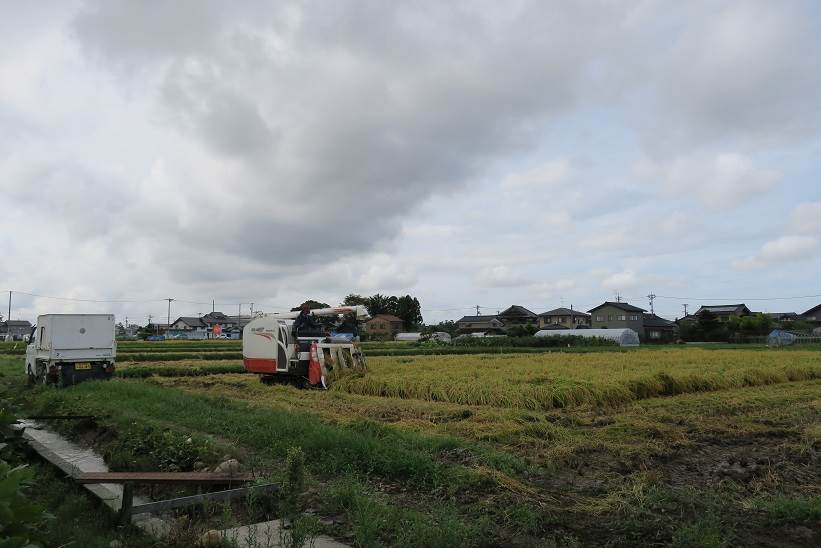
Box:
74 363 92 370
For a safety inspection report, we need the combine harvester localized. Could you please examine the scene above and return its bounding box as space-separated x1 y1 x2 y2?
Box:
242 305 369 388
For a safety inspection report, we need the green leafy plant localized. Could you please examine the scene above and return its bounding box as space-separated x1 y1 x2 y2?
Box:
0 403 52 548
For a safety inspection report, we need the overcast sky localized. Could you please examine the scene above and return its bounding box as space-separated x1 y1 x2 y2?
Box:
2 0 821 325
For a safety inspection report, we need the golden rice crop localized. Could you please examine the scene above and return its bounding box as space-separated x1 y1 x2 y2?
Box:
332 348 821 409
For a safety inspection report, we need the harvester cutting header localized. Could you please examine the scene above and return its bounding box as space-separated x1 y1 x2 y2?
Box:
242 305 369 388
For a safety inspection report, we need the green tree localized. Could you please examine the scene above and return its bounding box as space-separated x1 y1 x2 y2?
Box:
365 294 391 316
342 294 369 307
679 320 703 342
753 313 772 335
789 319 814 333
395 295 423 329
697 310 721 341
422 320 458 336
136 323 154 340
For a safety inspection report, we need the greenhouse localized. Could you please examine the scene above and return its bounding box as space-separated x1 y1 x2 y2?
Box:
535 328 640 347
767 329 796 347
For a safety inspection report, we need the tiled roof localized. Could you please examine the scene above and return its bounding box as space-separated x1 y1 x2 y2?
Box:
539 307 590 318
498 305 537 318
695 304 750 315
456 315 500 323
588 301 647 313
642 313 677 328
368 314 402 322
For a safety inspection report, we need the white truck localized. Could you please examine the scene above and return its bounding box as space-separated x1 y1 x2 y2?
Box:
26 314 117 386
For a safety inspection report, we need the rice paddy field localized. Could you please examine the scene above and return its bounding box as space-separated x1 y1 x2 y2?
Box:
2 341 820 547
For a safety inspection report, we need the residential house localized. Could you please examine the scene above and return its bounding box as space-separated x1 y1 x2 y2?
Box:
200 311 252 338
168 316 208 340
642 313 679 343
692 304 751 322
497 305 539 328
801 304 821 325
455 315 506 335
537 308 591 329
0 320 33 341
588 302 647 336
363 314 404 339
764 312 799 326
146 322 170 336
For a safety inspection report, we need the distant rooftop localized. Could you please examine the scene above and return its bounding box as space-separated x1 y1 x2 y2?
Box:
539 307 590 318
588 301 647 314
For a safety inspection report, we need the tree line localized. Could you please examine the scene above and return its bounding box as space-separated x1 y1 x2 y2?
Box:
340 294 423 330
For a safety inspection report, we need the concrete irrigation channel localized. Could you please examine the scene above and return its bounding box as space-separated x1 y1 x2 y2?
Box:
17 420 348 548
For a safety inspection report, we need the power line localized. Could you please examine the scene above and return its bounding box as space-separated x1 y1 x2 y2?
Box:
7 290 165 303
656 293 821 302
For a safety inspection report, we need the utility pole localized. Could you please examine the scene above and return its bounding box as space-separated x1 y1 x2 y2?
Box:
7 291 11 323
570 304 574 327
475 305 480 315
166 298 174 333
616 292 622 303
647 292 656 315
212 299 215 313
250 302 254 316
683 304 689 317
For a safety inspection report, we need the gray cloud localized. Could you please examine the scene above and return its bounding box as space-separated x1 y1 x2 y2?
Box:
67 1 627 269
2 1 821 323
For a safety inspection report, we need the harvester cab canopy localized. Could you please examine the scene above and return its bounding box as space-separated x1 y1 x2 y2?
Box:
264 305 370 321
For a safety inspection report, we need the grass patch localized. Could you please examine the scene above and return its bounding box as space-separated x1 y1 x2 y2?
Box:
27 380 520 488
326 476 476 548
670 518 727 548
755 495 821 523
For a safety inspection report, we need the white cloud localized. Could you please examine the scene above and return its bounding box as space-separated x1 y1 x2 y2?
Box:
733 201 821 270
476 266 526 288
641 151 781 208
357 255 418 292
789 202 821 235
734 235 819 270
501 160 570 190
400 223 459 239
600 270 640 292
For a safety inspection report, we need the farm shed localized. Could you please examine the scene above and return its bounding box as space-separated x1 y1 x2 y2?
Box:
395 332 422 342
535 328 640 347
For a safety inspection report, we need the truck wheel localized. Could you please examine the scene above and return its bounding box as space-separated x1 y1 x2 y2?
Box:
35 362 50 385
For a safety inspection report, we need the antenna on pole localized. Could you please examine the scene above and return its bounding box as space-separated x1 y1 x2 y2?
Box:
647 292 656 315
616 291 622 303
